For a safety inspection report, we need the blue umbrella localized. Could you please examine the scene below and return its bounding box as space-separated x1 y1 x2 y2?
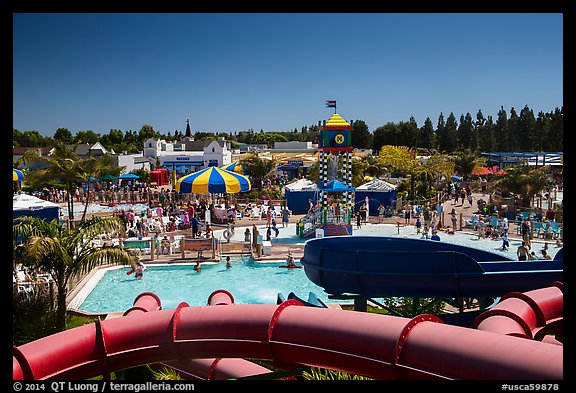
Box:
451 175 463 182
175 166 251 194
119 173 140 179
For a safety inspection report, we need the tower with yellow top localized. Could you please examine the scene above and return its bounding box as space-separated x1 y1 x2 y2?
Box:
316 101 355 236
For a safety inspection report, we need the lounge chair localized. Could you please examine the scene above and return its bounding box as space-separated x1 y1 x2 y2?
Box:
540 222 561 239
529 222 543 238
249 207 261 220
171 235 185 253
489 215 500 231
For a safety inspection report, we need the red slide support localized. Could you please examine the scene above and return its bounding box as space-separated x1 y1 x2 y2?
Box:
13 285 563 380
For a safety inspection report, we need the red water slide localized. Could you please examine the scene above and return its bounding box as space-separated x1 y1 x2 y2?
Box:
13 287 563 380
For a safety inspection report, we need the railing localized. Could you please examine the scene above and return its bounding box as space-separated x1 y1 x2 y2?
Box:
299 208 352 238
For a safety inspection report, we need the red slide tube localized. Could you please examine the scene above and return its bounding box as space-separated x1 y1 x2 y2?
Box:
473 284 563 339
163 288 275 380
13 293 562 380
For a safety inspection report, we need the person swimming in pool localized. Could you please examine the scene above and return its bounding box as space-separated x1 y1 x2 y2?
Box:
286 253 296 267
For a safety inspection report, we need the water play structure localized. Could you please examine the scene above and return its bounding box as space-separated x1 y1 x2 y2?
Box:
297 109 356 238
13 279 563 380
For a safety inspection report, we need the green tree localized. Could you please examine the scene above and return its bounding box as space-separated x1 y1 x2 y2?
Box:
508 107 520 151
351 120 372 149
73 130 100 145
16 130 50 147
419 117 435 150
100 129 125 147
372 122 399 152
518 105 536 152
13 216 135 331
193 131 216 141
546 107 563 151
354 155 387 185
379 145 454 201
436 113 447 152
477 112 497 152
251 132 288 146
457 113 475 151
241 152 276 189
495 106 510 151
138 125 160 142
441 113 458 153
53 128 74 145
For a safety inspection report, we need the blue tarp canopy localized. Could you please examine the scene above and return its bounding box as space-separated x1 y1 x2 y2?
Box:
354 178 397 215
319 180 355 192
284 179 319 214
119 173 140 179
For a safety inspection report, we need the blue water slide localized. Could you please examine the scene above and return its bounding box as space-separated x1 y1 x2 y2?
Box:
300 236 563 298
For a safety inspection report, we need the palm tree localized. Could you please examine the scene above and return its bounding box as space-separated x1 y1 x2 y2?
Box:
490 164 550 208
79 154 122 223
355 155 387 183
20 142 92 228
13 215 136 331
453 149 487 181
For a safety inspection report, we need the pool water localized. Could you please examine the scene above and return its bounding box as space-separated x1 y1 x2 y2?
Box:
77 258 331 313
77 223 561 314
229 223 560 262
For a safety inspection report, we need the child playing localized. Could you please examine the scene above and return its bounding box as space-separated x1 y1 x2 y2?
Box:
500 230 509 251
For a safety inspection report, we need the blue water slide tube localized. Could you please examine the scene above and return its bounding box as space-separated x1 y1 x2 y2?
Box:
300 236 563 299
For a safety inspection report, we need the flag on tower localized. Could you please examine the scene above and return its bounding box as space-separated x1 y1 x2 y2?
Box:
325 100 337 108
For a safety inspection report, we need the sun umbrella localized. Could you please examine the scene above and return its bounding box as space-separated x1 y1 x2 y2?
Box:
118 173 140 179
451 175 463 182
175 166 251 194
99 174 117 181
471 166 491 176
221 161 244 174
175 165 189 172
13 168 24 181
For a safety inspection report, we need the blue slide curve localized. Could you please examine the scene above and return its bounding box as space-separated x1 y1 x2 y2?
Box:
299 236 563 298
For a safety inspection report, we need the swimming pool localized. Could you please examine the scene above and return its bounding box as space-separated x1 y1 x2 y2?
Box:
228 222 560 261
73 258 332 313
73 222 560 314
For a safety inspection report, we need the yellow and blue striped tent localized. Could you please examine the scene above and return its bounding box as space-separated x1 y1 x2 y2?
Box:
221 161 244 174
175 166 251 194
13 168 24 181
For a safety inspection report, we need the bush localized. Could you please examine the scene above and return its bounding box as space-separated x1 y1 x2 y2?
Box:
13 286 59 346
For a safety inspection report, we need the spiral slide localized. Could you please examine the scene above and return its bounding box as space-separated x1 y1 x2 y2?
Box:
13 282 563 380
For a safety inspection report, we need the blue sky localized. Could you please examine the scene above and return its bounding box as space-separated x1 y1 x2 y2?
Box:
13 13 563 138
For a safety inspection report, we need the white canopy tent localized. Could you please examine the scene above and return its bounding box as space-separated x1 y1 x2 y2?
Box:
13 193 60 221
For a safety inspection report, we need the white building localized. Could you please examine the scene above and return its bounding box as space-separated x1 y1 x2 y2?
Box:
140 137 233 172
